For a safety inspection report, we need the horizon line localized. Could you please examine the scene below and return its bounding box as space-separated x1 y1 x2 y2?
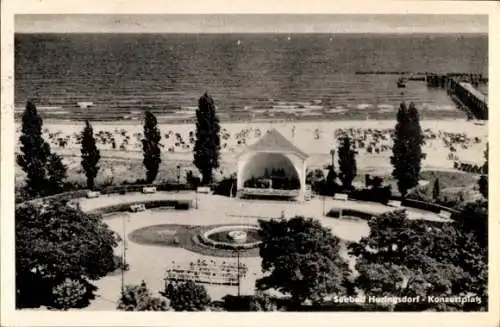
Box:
14 31 489 35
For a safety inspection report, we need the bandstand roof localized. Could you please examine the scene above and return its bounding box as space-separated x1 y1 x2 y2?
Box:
237 128 309 159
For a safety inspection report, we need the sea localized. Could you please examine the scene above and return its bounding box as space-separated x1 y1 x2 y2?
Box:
14 33 488 122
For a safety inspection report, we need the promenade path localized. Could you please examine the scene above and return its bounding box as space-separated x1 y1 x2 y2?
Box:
79 192 446 310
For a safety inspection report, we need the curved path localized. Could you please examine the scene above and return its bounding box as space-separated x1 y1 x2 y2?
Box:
79 192 445 310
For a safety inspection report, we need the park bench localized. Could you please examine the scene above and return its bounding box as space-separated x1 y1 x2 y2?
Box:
388 200 402 208
197 186 211 194
130 204 146 212
438 210 452 219
142 186 157 194
334 193 348 201
86 191 101 198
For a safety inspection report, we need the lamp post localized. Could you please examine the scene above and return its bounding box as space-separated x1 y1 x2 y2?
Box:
177 165 181 185
322 195 325 216
236 249 241 297
121 214 127 294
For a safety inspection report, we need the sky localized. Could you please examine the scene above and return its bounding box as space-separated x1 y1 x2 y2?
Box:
15 14 488 34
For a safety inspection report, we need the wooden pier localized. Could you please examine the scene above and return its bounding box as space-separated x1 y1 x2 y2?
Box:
445 77 488 120
355 71 488 120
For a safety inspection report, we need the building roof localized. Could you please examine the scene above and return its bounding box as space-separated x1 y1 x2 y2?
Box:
238 128 309 159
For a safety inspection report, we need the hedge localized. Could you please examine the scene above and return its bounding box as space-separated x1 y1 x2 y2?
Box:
349 186 392 205
88 199 193 215
326 208 376 220
17 183 194 207
400 198 460 215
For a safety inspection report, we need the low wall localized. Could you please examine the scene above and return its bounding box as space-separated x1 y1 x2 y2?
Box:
17 183 194 207
335 191 459 216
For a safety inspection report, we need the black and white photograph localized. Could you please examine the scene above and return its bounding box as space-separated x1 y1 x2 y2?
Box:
1 2 498 325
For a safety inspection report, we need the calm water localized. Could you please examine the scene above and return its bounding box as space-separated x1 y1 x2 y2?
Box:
15 33 488 121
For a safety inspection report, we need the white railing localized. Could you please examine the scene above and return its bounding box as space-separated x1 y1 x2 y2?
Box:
241 188 300 197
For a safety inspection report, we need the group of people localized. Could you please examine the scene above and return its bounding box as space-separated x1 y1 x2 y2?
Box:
165 259 248 286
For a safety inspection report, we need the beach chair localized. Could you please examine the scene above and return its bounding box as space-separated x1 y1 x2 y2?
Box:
86 191 101 198
130 204 146 212
334 193 348 201
142 186 157 194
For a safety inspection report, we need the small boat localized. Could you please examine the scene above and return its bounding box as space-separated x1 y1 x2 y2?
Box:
397 77 407 88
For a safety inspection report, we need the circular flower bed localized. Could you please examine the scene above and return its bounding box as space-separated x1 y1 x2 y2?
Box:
127 223 260 257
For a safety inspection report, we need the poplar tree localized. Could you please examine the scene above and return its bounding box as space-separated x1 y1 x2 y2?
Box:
81 120 101 190
142 111 162 183
432 178 441 202
46 153 67 194
193 92 221 185
391 102 425 196
337 136 357 190
17 101 67 197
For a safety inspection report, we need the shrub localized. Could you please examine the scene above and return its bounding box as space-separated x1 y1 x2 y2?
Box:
113 255 130 272
222 294 277 311
326 208 375 220
213 175 237 197
350 186 392 204
162 280 211 311
117 281 168 311
51 278 94 310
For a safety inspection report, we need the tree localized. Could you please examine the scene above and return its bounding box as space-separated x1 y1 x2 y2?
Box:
479 143 488 199
142 111 162 183
337 136 357 190
16 101 52 197
432 178 441 202
256 216 351 305
16 199 118 308
478 175 488 199
81 120 101 190
46 153 67 195
117 281 168 311
324 166 338 195
391 102 425 196
193 92 221 185
51 278 94 310
483 143 488 174
162 280 211 311
349 210 487 311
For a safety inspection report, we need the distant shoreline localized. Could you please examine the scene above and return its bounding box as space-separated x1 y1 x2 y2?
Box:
33 115 469 126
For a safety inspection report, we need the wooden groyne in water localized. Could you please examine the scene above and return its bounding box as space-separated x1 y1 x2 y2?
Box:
355 71 488 83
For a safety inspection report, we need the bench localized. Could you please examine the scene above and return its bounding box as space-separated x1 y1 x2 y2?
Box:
67 201 80 209
438 210 452 219
197 187 211 194
86 191 101 198
334 193 348 201
142 187 157 194
388 200 402 208
130 204 146 212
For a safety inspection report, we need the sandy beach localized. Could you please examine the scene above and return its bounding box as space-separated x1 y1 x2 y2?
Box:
15 118 487 187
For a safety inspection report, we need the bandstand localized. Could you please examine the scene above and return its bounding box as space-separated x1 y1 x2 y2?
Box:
236 129 309 201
